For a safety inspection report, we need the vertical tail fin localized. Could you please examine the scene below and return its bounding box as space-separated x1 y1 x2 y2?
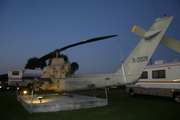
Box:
116 15 174 84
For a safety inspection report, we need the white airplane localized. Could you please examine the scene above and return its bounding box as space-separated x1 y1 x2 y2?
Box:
33 15 175 94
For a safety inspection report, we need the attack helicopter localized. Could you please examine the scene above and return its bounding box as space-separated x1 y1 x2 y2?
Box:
33 15 176 95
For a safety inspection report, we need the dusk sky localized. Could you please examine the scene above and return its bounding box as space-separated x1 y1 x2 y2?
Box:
0 0 180 75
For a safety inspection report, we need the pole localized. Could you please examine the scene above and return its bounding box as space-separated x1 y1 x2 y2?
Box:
30 90 33 114
105 88 108 105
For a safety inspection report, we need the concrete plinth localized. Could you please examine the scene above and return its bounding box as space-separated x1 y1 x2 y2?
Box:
17 94 107 113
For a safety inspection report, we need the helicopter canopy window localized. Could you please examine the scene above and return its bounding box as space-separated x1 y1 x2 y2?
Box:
41 67 48 75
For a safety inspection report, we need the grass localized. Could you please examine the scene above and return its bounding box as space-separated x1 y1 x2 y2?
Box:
0 89 179 120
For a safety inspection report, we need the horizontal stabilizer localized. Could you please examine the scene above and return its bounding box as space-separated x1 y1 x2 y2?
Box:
161 37 180 53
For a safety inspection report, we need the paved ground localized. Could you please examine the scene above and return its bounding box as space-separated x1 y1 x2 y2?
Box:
17 94 107 113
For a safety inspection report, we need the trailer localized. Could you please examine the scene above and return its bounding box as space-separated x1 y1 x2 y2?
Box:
8 69 42 87
126 59 180 103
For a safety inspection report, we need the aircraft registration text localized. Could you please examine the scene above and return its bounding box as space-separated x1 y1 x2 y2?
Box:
132 56 148 63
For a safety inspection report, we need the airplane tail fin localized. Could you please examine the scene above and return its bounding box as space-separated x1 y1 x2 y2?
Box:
116 15 174 84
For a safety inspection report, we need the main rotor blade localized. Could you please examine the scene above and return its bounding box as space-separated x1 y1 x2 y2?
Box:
57 35 118 52
38 35 118 61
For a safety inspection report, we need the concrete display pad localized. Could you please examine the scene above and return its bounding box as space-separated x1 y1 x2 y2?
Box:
17 94 107 113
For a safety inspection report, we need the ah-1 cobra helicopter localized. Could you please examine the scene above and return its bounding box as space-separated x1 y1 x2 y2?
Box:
33 15 177 95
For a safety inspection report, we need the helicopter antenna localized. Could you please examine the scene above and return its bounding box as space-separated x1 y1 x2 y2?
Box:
152 0 157 18
117 36 127 83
